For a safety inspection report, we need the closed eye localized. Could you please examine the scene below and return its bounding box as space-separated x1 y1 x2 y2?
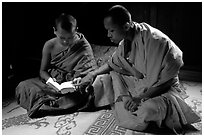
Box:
110 29 114 33
59 36 66 40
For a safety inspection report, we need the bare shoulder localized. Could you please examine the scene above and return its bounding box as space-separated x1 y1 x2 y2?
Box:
43 38 57 53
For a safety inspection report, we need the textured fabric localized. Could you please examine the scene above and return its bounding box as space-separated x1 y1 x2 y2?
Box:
93 22 201 132
108 22 184 90
16 33 97 118
48 33 97 83
93 74 114 107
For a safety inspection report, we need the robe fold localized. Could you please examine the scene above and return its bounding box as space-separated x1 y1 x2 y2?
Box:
93 22 200 133
16 33 97 118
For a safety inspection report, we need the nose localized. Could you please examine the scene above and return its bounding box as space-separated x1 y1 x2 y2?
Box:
62 40 68 44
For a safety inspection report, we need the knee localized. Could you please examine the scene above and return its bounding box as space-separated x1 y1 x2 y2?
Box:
15 79 31 96
15 81 26 102
93 74 111 87
16 81 26 92
93 75 103 88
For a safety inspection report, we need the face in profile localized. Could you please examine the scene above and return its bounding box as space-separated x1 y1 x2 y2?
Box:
104 16 126 44
54 24 77 46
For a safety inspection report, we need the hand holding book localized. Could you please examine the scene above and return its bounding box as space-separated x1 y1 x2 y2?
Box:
46 77 78 94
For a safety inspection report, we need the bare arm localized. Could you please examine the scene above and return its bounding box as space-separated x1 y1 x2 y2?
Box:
80 63 112 84
123 77 175 112
92 63 112 76
139 78 175 100
39 41 52 82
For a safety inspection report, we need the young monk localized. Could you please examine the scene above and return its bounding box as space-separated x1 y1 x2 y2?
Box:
79 5 200 134
16 13 97 118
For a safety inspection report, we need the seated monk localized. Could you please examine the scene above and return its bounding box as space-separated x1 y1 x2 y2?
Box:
16 13 97 118
79 5 201 134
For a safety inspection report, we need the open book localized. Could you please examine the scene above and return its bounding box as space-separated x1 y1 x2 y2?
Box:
47 80 75 94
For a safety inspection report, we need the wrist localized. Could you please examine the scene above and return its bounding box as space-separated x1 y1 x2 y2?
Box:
121 95 132 101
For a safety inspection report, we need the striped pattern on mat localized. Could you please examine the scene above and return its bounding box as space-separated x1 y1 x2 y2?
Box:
84 81 202 135
2 81 202 135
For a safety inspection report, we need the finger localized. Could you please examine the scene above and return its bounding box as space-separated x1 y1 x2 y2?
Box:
80 71 89 75
76 78 82 84
72 78 77 84
129 101 136 111
73 81 81 86
131 102 139 112
73 77 81 83
124 100 131 110
127 101 135 111
72 83 81 86
53 78 57 82
130 106 137 112
72 81 88 87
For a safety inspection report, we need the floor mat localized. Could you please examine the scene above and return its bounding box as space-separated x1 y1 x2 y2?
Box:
2 101 105 135
84 81 202 135
2 81 202 135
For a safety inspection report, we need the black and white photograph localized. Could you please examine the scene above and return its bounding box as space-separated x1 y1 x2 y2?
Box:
2 1 202 135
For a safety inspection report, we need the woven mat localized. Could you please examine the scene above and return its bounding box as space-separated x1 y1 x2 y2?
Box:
2 81 202 135
84 81 202 135
2 101 105 135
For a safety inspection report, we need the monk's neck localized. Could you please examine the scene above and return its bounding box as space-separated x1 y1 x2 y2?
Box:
124 27 135 55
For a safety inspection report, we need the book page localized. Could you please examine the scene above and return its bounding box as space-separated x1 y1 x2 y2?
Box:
59 81 75 90
47 81 61 91
60 81 75 94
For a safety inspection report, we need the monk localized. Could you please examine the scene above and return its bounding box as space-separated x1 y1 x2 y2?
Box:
16 13 97 118
79 5 201 134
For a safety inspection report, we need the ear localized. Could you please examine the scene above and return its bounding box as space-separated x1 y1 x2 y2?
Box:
123 22 131 31
53 27 57 34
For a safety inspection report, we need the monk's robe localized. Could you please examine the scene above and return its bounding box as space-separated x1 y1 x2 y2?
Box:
93 22 200 133
16 33 97 118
